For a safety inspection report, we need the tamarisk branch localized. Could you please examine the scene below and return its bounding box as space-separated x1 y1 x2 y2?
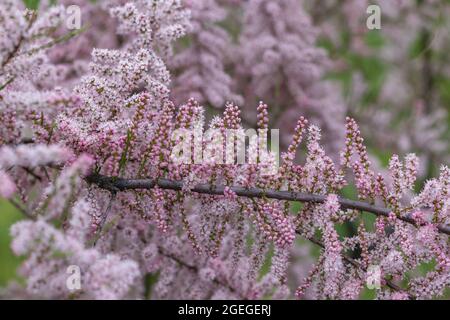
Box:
85 173 450 236
87 173 417 298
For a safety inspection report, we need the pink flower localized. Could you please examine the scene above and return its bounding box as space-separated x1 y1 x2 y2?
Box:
0 170 16 198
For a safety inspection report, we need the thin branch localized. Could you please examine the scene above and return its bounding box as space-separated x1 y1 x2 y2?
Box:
9 199 35 220
0 11 36 69
91 192 117 247
21 166 42 182
0 10 37 74
158 249 245 299
20 26 90 57
85 174 450 236
308 236 413 299
0 77 14 91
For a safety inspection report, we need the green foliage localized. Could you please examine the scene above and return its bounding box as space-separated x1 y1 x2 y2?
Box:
23 0 40 9
0 201 23 286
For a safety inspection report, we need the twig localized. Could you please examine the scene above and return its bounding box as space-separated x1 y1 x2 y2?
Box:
0 11 37 69
85 174 450 236
158 249 245 299
20 26 90 57
91 192 117 246
9 199 35 220
0 77 14 91
307 236 413 299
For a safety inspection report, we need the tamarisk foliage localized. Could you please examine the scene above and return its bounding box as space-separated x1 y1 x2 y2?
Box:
0 0 449 300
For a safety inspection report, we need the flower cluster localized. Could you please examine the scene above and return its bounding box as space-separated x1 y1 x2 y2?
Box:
170 0 242 108
237 0 346 150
